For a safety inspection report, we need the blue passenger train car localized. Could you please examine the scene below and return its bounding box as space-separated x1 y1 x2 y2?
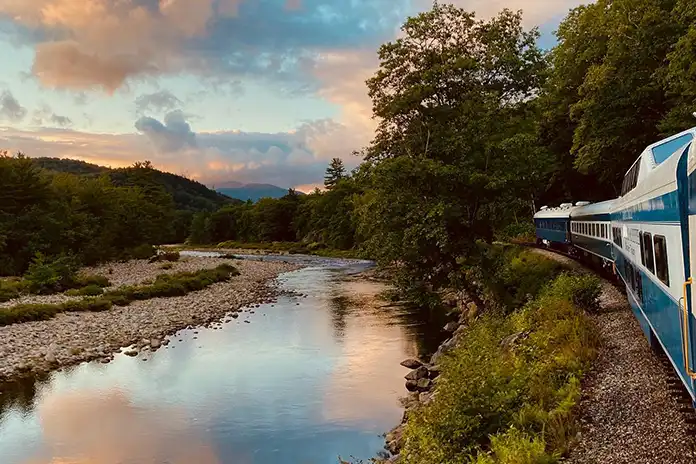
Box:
534 126 696 405
570 199 616 264
533 203 576 247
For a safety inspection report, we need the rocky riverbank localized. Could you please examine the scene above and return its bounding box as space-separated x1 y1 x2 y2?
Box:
382 292 477 463
0 256 302 382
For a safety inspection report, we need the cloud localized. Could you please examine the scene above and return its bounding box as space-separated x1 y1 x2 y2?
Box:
135 110 196 152
135 90 183 114
0 0 410 92
50 113 72 127
0 90 27 122
32 103 73 127
1 111 360 187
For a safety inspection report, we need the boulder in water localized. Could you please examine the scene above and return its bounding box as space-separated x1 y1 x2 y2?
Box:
400 358 423 369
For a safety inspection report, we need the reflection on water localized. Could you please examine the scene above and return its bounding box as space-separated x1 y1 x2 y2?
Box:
0 258 448 464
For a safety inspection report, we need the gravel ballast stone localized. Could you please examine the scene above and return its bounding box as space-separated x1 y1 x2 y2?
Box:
533 249 696 463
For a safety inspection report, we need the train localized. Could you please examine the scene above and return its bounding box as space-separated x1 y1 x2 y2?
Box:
534 126 696 403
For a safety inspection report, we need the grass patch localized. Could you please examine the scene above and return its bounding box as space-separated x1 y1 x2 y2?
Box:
101 264 239 306
0 264 239 326
401 272 601 464
65 284 104 297
0 298 112 326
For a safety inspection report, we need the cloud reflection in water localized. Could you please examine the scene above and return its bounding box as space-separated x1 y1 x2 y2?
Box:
23 389 228 464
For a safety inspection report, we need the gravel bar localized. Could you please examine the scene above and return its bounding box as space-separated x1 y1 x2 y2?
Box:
533 249 696 463
0 257 302 382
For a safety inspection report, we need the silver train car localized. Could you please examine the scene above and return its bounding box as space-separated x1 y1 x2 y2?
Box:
534 127 696 403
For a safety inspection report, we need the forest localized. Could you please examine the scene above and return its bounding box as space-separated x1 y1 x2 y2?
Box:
3 0 696 305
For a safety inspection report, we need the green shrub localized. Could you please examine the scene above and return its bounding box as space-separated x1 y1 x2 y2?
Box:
497 222 536 243
472 428 556 464
401 273 600 464
65 284 104 297
150 251 180 263
76 274 110 288
546 273 601 311
60 298 112 312
0 303 61 325
23 253 79 294
0 278 27 302
476 246 564 312
128 244 157 260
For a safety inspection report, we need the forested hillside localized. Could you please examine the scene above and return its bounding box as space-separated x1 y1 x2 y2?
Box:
32 157 235 212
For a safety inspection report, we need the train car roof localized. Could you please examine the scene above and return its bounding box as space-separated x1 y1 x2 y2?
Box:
569 199 617 219
534 203 578 220
620 126 696 197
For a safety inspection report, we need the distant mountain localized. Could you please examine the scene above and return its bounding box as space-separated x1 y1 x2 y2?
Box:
32 157 238 212
215 183 298 202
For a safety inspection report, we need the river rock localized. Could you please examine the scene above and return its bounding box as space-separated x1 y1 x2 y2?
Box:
405 380 419 392
443 321 460 332
150 339 161 349
404 366 429 381
385 424 405 454
400 358 423 369
44 351 57 364
427 365 441 379
124 350 138 357
416 378 432 392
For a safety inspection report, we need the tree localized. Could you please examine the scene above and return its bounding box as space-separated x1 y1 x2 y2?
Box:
324 158 347 189
540 0 689 196
358 5 548 304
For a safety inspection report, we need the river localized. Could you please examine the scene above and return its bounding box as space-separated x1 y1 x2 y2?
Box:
0 255 448 464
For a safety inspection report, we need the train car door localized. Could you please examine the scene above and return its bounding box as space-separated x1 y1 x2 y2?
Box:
680 143 696 393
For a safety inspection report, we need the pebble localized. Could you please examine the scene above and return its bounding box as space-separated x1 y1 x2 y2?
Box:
0 256 302 382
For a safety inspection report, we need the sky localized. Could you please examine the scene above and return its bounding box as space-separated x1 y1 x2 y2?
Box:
0 0 585 191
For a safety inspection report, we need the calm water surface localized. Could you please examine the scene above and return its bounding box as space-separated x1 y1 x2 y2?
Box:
0 256 447 464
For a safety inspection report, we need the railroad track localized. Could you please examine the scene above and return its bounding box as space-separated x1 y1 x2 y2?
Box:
516 241 696 444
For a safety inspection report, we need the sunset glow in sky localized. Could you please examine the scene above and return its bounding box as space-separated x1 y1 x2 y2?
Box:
0 0 585 190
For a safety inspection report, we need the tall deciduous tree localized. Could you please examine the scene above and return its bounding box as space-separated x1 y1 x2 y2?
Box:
357 5 549 304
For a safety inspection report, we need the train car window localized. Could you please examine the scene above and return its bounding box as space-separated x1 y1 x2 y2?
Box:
644 232 655 273
639 232 645 266
635 267 643 301
632 162 640 190
652 133 694 165
654 235 669 286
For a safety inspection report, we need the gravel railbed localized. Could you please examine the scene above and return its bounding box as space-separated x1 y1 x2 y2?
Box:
533 249 696 463
0 257 302 382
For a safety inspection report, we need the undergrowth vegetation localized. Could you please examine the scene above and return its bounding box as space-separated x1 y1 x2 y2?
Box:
0 264 239 327
477 245 564 312
101 264 239 306
401 271 601 464
0 254 110 302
